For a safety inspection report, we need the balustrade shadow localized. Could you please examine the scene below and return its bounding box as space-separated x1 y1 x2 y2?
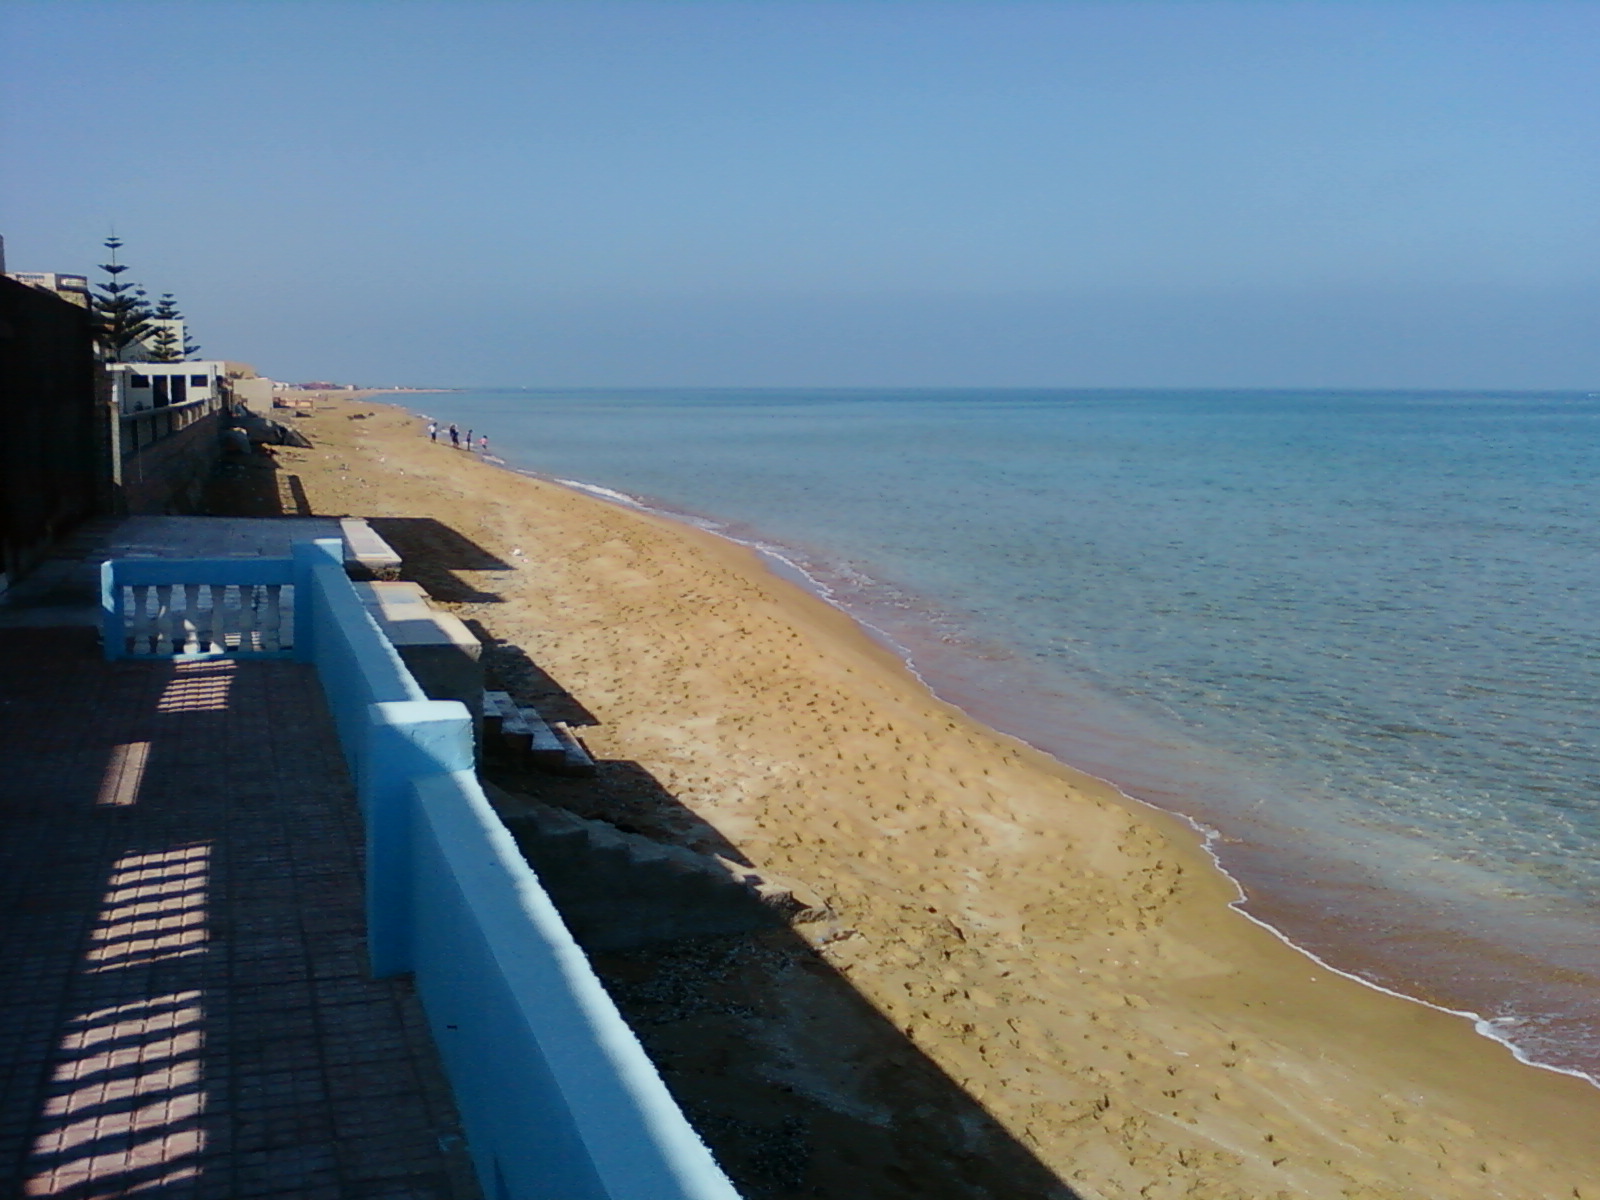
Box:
0 629 478 1199
478 650 1083 1200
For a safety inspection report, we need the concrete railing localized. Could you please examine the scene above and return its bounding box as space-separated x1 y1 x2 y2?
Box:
101 539 740 1200
120 392 219 454
101 556 298 659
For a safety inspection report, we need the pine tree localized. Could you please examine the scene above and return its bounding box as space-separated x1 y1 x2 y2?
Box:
146 292 203 362
93 236 155 361
147 294 182 361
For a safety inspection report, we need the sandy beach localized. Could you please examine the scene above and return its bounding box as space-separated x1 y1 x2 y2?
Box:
212 395 1600 1200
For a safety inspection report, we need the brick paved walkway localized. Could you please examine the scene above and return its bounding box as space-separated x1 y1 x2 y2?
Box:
0 629 482 1199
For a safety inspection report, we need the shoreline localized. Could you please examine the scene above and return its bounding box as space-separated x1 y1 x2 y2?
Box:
265 393 1600 1197
505 453 1600 1091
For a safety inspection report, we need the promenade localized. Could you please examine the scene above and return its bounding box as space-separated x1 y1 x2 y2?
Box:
0 627 481 1199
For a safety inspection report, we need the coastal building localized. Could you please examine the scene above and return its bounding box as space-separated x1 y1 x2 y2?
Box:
4 257 186 359
4 270 92 309
107 359 224 414
0 237 237 564
104 361 230 513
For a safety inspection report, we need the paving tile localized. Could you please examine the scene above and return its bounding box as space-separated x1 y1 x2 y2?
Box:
0 631 481 1198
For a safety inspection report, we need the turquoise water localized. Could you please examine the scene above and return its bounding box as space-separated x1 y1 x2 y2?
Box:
416 388 1600 1080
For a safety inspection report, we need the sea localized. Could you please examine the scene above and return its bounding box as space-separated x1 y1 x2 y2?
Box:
412 387 1600 1084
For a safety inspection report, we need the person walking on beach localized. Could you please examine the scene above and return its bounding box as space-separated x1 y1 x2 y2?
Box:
427 420 438 442
478 434 488 454
466 428 474 451
448 423 459 447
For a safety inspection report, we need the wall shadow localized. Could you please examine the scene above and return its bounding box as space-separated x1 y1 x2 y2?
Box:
478 646 1084 1200
201 441 290 517
465 619 600 728
366 517 510 603
593 928 1083 1200
285 474 313 517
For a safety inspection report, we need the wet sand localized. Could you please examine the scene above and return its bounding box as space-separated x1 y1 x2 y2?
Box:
235 395 1600 1200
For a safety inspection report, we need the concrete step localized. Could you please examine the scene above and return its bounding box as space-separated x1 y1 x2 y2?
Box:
484 691 595 776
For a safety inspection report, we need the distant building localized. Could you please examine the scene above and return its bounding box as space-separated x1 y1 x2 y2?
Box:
231 376 275 409
108 361 225 415
105 361 230 513
6 271 92 309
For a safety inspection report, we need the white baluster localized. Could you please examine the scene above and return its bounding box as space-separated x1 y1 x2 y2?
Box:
121 585 140 655
235 585 255 652
261 584 284 652
214 583 230 652
153 585 175 655
281 584 295 651
196 585 217 654
181 584 202 654
136 584 157 654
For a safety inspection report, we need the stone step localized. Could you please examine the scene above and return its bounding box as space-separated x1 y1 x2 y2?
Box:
483 691 595 776
487 784 829 952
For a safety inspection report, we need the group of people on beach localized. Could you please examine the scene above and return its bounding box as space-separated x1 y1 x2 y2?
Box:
427 420 487 455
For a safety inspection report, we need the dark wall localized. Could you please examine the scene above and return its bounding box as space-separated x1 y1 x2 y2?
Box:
120 408 225 514
0 277 100 586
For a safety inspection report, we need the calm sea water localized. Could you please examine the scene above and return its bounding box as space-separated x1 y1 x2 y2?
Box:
415 388 1600 1080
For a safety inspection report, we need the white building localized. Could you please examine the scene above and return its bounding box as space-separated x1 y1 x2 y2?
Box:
108 361 227 415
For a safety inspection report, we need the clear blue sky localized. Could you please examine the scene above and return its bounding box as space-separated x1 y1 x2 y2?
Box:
4 0 1597 388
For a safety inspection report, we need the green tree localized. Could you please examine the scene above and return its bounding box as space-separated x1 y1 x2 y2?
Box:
147 294 181 361
93 236 154 361
147 292 203 362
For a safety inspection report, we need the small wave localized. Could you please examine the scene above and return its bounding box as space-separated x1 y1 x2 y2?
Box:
554 479 650 510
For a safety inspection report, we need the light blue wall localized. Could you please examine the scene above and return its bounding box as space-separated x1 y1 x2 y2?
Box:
411 772 741 1200
360 700 474 976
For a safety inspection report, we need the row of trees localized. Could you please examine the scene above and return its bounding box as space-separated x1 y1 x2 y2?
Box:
94 236 201 362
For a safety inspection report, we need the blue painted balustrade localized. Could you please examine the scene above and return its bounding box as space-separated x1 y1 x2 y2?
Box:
100 539 741 1200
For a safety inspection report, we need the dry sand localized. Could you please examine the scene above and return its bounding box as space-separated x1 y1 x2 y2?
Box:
215 395 1600 1200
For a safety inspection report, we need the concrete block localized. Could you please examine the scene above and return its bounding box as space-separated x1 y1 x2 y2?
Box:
353 581 482 729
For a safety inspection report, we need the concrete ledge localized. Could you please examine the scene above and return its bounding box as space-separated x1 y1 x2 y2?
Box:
341 517 403 579
353 581 483 732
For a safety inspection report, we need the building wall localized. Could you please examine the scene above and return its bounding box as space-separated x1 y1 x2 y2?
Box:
0 276 101 591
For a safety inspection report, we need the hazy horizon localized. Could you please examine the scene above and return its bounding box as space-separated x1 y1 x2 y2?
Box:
4 1 1597 389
